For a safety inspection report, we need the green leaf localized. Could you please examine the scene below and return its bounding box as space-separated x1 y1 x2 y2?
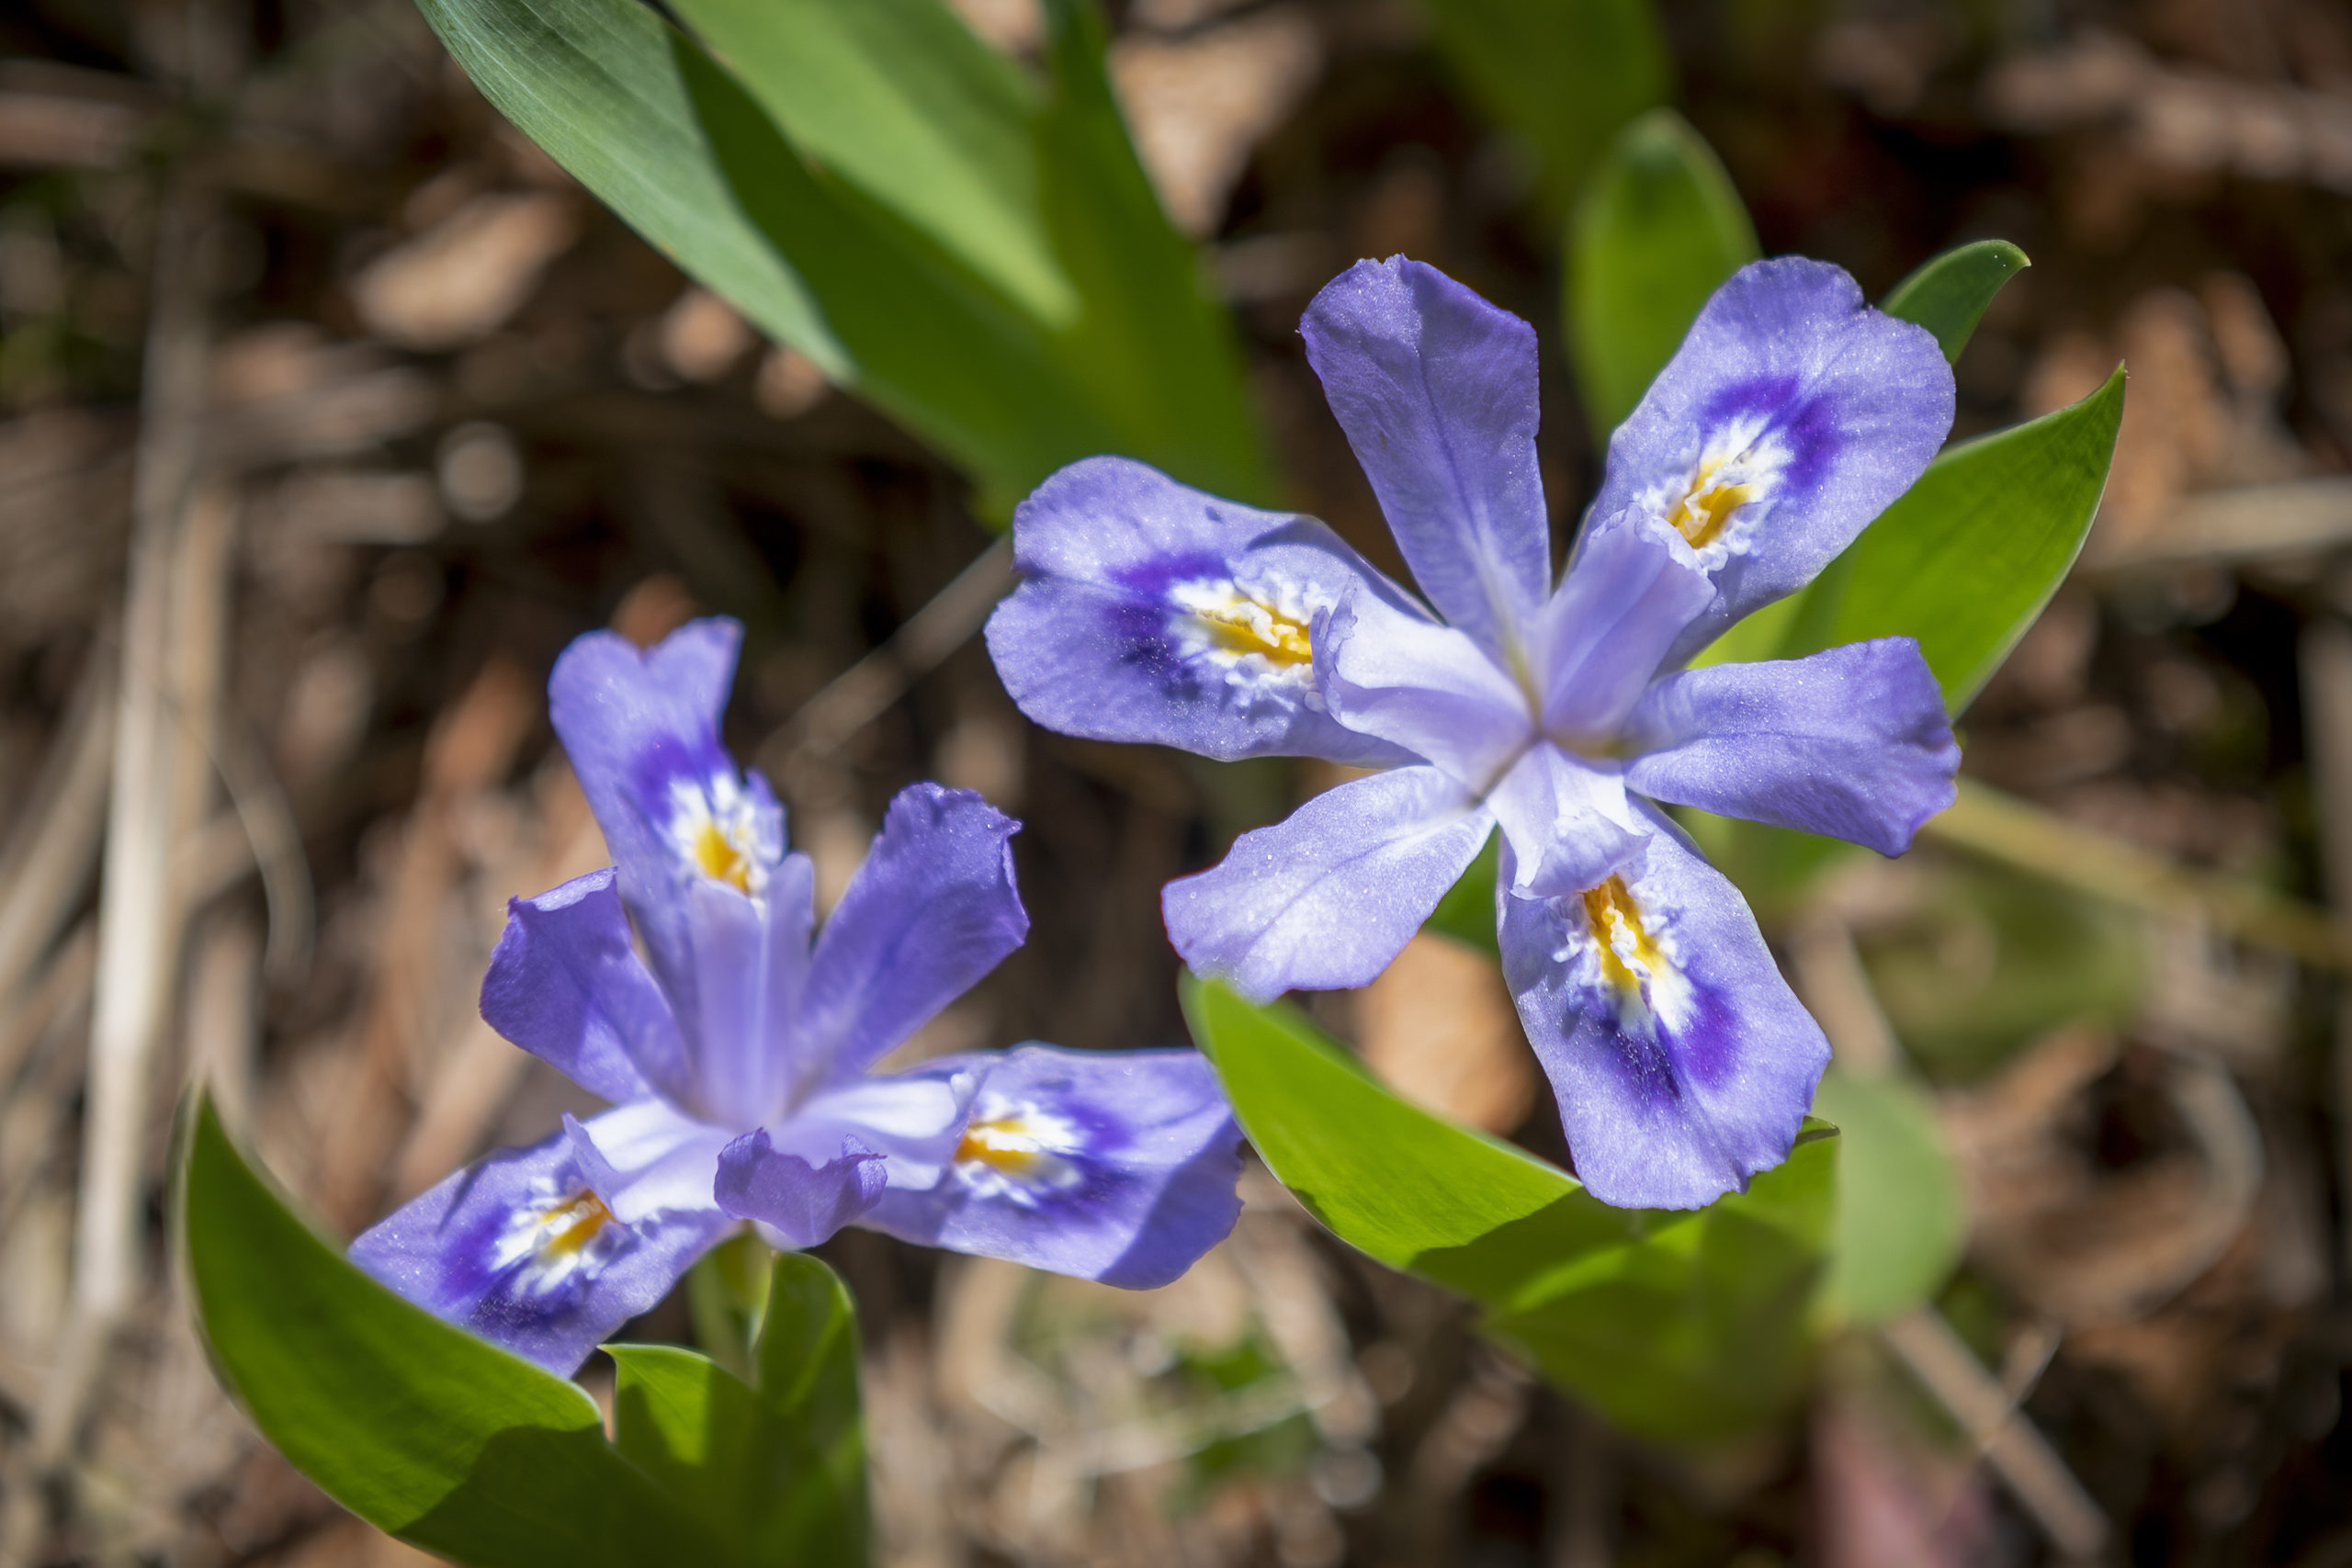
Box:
1486 1122 1835 1442
1882 240 2030 365
665 0 1072 325
1182 980 1839 1441
415 0 1267 519
1418 0 1672 211
1567 108 1758 439
1810 1071 1963 1325
175 1092 725 1568
1422 832 1501 955
610 1254 865 1563
1789 365 2127 710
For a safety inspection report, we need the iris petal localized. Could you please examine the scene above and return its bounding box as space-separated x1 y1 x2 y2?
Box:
1301 256 1553 660
1623 637 1959 854
861 1045 1241 1290
987 456 1420 767
1498 812 1829 1210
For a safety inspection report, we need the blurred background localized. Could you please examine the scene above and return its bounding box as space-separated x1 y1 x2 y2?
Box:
2 0 2351 1562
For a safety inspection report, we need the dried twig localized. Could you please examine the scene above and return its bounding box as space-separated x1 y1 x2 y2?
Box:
0 639 115 1028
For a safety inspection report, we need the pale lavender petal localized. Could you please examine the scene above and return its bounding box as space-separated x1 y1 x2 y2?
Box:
799 784 1027 1081
548 617 786 998
712 1130 886 1249
775 1070 982 1192
1498 814 1830 1210
1162 765 1494 1000
1301 257 1552 659
1585 258 1953 663
349 1100 731 1375
1624 638 1958 855
862 1046 1241 1290
1484 743 1645 898
1314 588 1533 791
1538 511 1713 741
988 457 1418 767
479 868 676 1108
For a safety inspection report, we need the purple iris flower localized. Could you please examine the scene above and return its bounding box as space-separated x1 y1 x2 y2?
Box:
986 255 1960 1212
353 618 1241 1374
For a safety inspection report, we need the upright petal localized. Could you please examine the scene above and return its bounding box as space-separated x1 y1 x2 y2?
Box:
1301 257 1552 659
1163 765 1494 999
712 1131 886 1250
1537 512 1713 742
479 868 677 1108
798 784 1028 1082
1315 588 1533 791
1484 743 1645 898
1623 638 1959 855
862 1046 1241 1290
1584 258 1953 662
1498 816 1829 1210
988 457 1419 767
548 618 786 998
350 1100 733 1375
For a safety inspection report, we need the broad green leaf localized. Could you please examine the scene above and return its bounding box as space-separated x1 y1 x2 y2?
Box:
689 1228 776 1382
1418 0 1672 211
665 0 1073 326
1567 109 1758 438
416 0 1267 518
176 1093 724 1568
1422 832 1500 955
1486 1122 1835 1443
1790 366 2126 709
610 1254 865 1563
1182 976 1641 1305
1183 979 1840 1440
1810 1071 1963 1325
1883 239 2030 364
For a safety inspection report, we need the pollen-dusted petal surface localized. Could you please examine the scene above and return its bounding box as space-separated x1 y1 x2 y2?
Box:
349 1100 732 1375
1162 764 1495 1000
1623 637 1959 855
862 1045 1241 1290
480 867 677 1108
1498 815 1830 1211
988 457 1421 767
798 784 1028 1081
1586 257 1953 662
1302 256 1552 660
712 1130 887 1249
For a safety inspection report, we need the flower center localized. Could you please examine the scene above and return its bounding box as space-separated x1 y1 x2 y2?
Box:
1192 592 1314 667
1664 460 1757 548
690 818 754 894
536 1189 616 1257
1581 875 1668 999
952 1105 1084 1202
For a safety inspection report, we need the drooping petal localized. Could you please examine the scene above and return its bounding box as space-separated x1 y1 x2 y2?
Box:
861 1045 1241 1290
987 457 1419 767
712 1130 886 1250
1584 258 1953 662
1498 814 1830 1211
1623 637 1959 855
798 784 1028 1082
548 618 786 996
1314 588 1534 791
479 868 678 1108
1484 743 1645 898
1162 765 1494 1000
1300 257 1552 659
349 1100 733 1375
1537 511 1713 742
